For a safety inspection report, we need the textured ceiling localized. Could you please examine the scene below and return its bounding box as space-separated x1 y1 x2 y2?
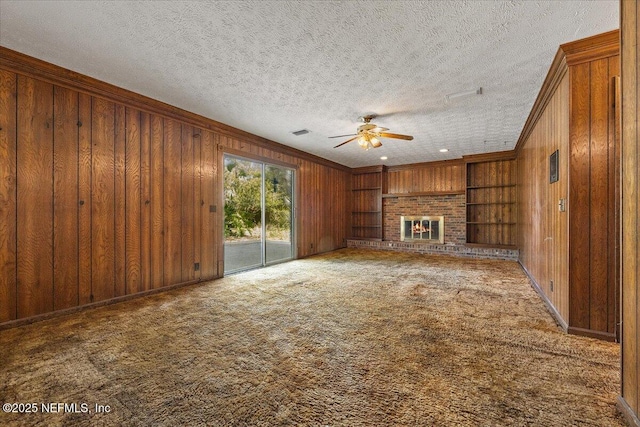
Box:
0 1 619 167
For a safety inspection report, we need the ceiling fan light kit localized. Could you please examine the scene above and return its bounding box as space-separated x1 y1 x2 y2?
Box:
331 114 413 150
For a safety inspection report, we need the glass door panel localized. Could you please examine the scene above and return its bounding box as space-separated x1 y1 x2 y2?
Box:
265 165 293 264
223 157 263 273
223 156 295 274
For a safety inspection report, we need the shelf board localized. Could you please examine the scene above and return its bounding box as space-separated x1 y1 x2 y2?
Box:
466 222 516 225
352 187 382 191
467 184 516 189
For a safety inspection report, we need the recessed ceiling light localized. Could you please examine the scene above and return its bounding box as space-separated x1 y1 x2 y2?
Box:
380 156 388 160
439 149 449 153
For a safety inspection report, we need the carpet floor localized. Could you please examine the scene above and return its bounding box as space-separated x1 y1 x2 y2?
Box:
0 248 624 426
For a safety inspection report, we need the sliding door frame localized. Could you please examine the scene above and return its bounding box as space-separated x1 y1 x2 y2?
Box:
220 148 297 275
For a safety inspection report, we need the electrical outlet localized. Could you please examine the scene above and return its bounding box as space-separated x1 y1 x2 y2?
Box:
194 263 200 271
550 280 554 291
310 243 314 249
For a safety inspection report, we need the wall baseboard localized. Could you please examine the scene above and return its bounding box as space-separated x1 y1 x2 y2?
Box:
518 262 568 331
617 396 640 427
0 278 207 331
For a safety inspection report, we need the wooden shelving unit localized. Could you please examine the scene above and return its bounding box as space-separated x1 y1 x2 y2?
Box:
351 166 386 240
466 160 516 246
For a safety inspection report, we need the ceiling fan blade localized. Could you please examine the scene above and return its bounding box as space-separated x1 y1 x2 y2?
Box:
328 133 357 139
378 132 414 141
333 136 359 148
370 126 389 133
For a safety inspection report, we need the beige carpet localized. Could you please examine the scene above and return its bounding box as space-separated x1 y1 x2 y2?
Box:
0 248 624 426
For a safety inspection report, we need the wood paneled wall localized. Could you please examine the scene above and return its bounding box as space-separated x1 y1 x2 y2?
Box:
568 51 620 337
619 1 640 424
0 49 350 325
387 160 465 194
517 73 570 323
516 30 619 341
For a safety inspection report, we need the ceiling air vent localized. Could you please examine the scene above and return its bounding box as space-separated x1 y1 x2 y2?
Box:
291 129 310 136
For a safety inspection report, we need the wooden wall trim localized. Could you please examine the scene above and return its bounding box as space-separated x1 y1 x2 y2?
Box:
514 49 568 155
617 396 640 427
515 30 620 156
220 146 299 169
0 46 350 173
0 277 202 332
561 29 620 66
386 158 464 172
519 261 569 331
567 326 617 342
352 165 386 174
462 150 516 163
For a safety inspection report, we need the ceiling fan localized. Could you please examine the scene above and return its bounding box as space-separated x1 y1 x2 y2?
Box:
330 114 414 150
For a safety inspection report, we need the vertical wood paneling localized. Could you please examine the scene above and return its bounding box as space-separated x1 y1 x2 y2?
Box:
1 55 351 324
53 86 78 310
125 108 142 294
193 130 202 281
387 163 464 194
16 76 54 317
200 130 217 280
0 70 17 322
78 93 92 305
150 115 164 289
589 58 610 332
609 57 621 336
517 73 570 322
621 0 639 416
163 119 182 286
139 111 152 291
114 104 126 297
181 125 195 282
569 62 591 328
91 97 116 303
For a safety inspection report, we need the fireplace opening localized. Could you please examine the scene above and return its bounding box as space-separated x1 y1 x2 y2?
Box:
400 216 445 244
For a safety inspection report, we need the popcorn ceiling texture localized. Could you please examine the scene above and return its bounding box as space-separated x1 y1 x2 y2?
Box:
0 1 618 167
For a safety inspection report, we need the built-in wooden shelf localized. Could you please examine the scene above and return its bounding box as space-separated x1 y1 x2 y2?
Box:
466 160 517 246
351 166 387 240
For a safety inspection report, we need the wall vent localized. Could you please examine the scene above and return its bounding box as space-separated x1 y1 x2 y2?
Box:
291 129 310 136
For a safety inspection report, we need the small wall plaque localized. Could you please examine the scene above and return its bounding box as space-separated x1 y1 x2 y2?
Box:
550 149 559 183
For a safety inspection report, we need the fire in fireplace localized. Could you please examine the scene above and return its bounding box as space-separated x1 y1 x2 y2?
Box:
400 216 445 244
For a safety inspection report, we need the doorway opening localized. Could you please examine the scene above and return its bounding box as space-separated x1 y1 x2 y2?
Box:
223 155 294 274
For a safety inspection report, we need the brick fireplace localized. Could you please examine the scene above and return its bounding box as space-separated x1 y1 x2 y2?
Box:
383 194 466 244
347 193 518 261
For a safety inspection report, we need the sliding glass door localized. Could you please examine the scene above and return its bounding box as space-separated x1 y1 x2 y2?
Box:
223 155 294 274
